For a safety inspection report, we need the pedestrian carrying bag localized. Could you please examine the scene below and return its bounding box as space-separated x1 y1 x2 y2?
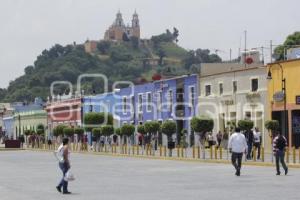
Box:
64 170 75 181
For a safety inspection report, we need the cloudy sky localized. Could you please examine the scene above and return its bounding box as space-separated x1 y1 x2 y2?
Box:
0 0 299 88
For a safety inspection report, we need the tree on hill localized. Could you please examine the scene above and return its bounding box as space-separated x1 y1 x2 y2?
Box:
183 49 222 70
97 40 111 54
151 28 179 46
274 32 300 61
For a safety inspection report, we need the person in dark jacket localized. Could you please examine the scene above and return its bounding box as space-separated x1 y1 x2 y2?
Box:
244 130 254 160
273 132 288 175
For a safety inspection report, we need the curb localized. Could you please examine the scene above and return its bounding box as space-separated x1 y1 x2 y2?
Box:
0 148 25 151
26 148 300 169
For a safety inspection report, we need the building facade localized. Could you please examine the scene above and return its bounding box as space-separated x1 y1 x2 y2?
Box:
45 98 82 138
82 92 121 126
117 74 198 145
267 59 300 148
198 64 269 148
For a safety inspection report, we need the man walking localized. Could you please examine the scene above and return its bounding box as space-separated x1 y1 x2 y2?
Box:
55 138 71 194
228 127 248 176
216 131 223 149
273 132 288 175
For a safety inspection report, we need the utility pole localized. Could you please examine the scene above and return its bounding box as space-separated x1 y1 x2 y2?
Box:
270 40 273 63
229 48 232 62
244 30 247 67
261 46 264 64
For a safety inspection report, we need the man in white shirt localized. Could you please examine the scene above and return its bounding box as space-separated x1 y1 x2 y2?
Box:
228 127 248 176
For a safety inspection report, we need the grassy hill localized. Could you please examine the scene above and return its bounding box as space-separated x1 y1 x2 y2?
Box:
0 30 221 103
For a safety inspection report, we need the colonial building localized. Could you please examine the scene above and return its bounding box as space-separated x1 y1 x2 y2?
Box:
116 74 198 145
104 11 140 41
198 63 269 148
267 59 300 148
45 97 82 138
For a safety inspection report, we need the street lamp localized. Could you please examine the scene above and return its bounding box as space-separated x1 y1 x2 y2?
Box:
267 63 288 142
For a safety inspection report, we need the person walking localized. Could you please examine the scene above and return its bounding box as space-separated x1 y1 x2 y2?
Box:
253 127 261 160
207 133 214 148
228 127 248 176
55 138 72 194
244 129 254 160
273 132 288 175
216 131 223 149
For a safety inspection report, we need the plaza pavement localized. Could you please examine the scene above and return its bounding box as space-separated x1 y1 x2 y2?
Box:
0 150 299 200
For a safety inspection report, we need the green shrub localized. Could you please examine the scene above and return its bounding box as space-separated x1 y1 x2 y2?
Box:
161 120 176 138
238 120 254 131
63 127 74 137
144 121 160 135
92 128 102 138
120 124 135 137
101 125 114 136
265 120 279 132
137 125 146 135
74 127 84 136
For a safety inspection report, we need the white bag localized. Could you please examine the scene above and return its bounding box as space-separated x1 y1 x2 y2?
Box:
64 170 75 182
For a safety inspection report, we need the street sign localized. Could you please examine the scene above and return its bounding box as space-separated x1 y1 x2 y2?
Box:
273 91 285 102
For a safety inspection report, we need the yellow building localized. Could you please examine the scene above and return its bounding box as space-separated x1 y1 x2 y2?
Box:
267 59 300 148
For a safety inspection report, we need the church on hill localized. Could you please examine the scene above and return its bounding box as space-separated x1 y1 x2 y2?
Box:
104 10 140 41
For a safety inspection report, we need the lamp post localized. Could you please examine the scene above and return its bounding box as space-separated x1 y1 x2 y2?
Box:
18 114 21 139
267 63 288 143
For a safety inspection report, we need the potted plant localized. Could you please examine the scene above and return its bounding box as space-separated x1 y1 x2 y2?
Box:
191 116 214 159
161 120 177 157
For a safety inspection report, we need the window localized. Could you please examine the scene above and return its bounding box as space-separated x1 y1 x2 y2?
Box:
168 90 173 112
245 112 251 120
219 83 223 95
189 86 195 107
89 105 93 112
205 85 211 96
122 96 127 113
251 78 258 92
233 81 237 93
146 92 152 112
138 94 143 113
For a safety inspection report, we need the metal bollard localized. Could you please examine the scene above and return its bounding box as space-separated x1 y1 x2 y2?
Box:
210 146 213 159
197 146 200 159
299 148 300 164
192 146 195 159
149 145 152 156
181 147 184 158
177 146 180 157
132 145 135 155
137 145 139 155
293 146 296 164
253 147 257 162
214 146 218 160
164 146 167 157
219 147 223 160
159 145 162 157
262 147 265 162
286 148 290 163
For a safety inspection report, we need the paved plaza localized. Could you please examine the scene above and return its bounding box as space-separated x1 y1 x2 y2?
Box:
0 150 299 200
